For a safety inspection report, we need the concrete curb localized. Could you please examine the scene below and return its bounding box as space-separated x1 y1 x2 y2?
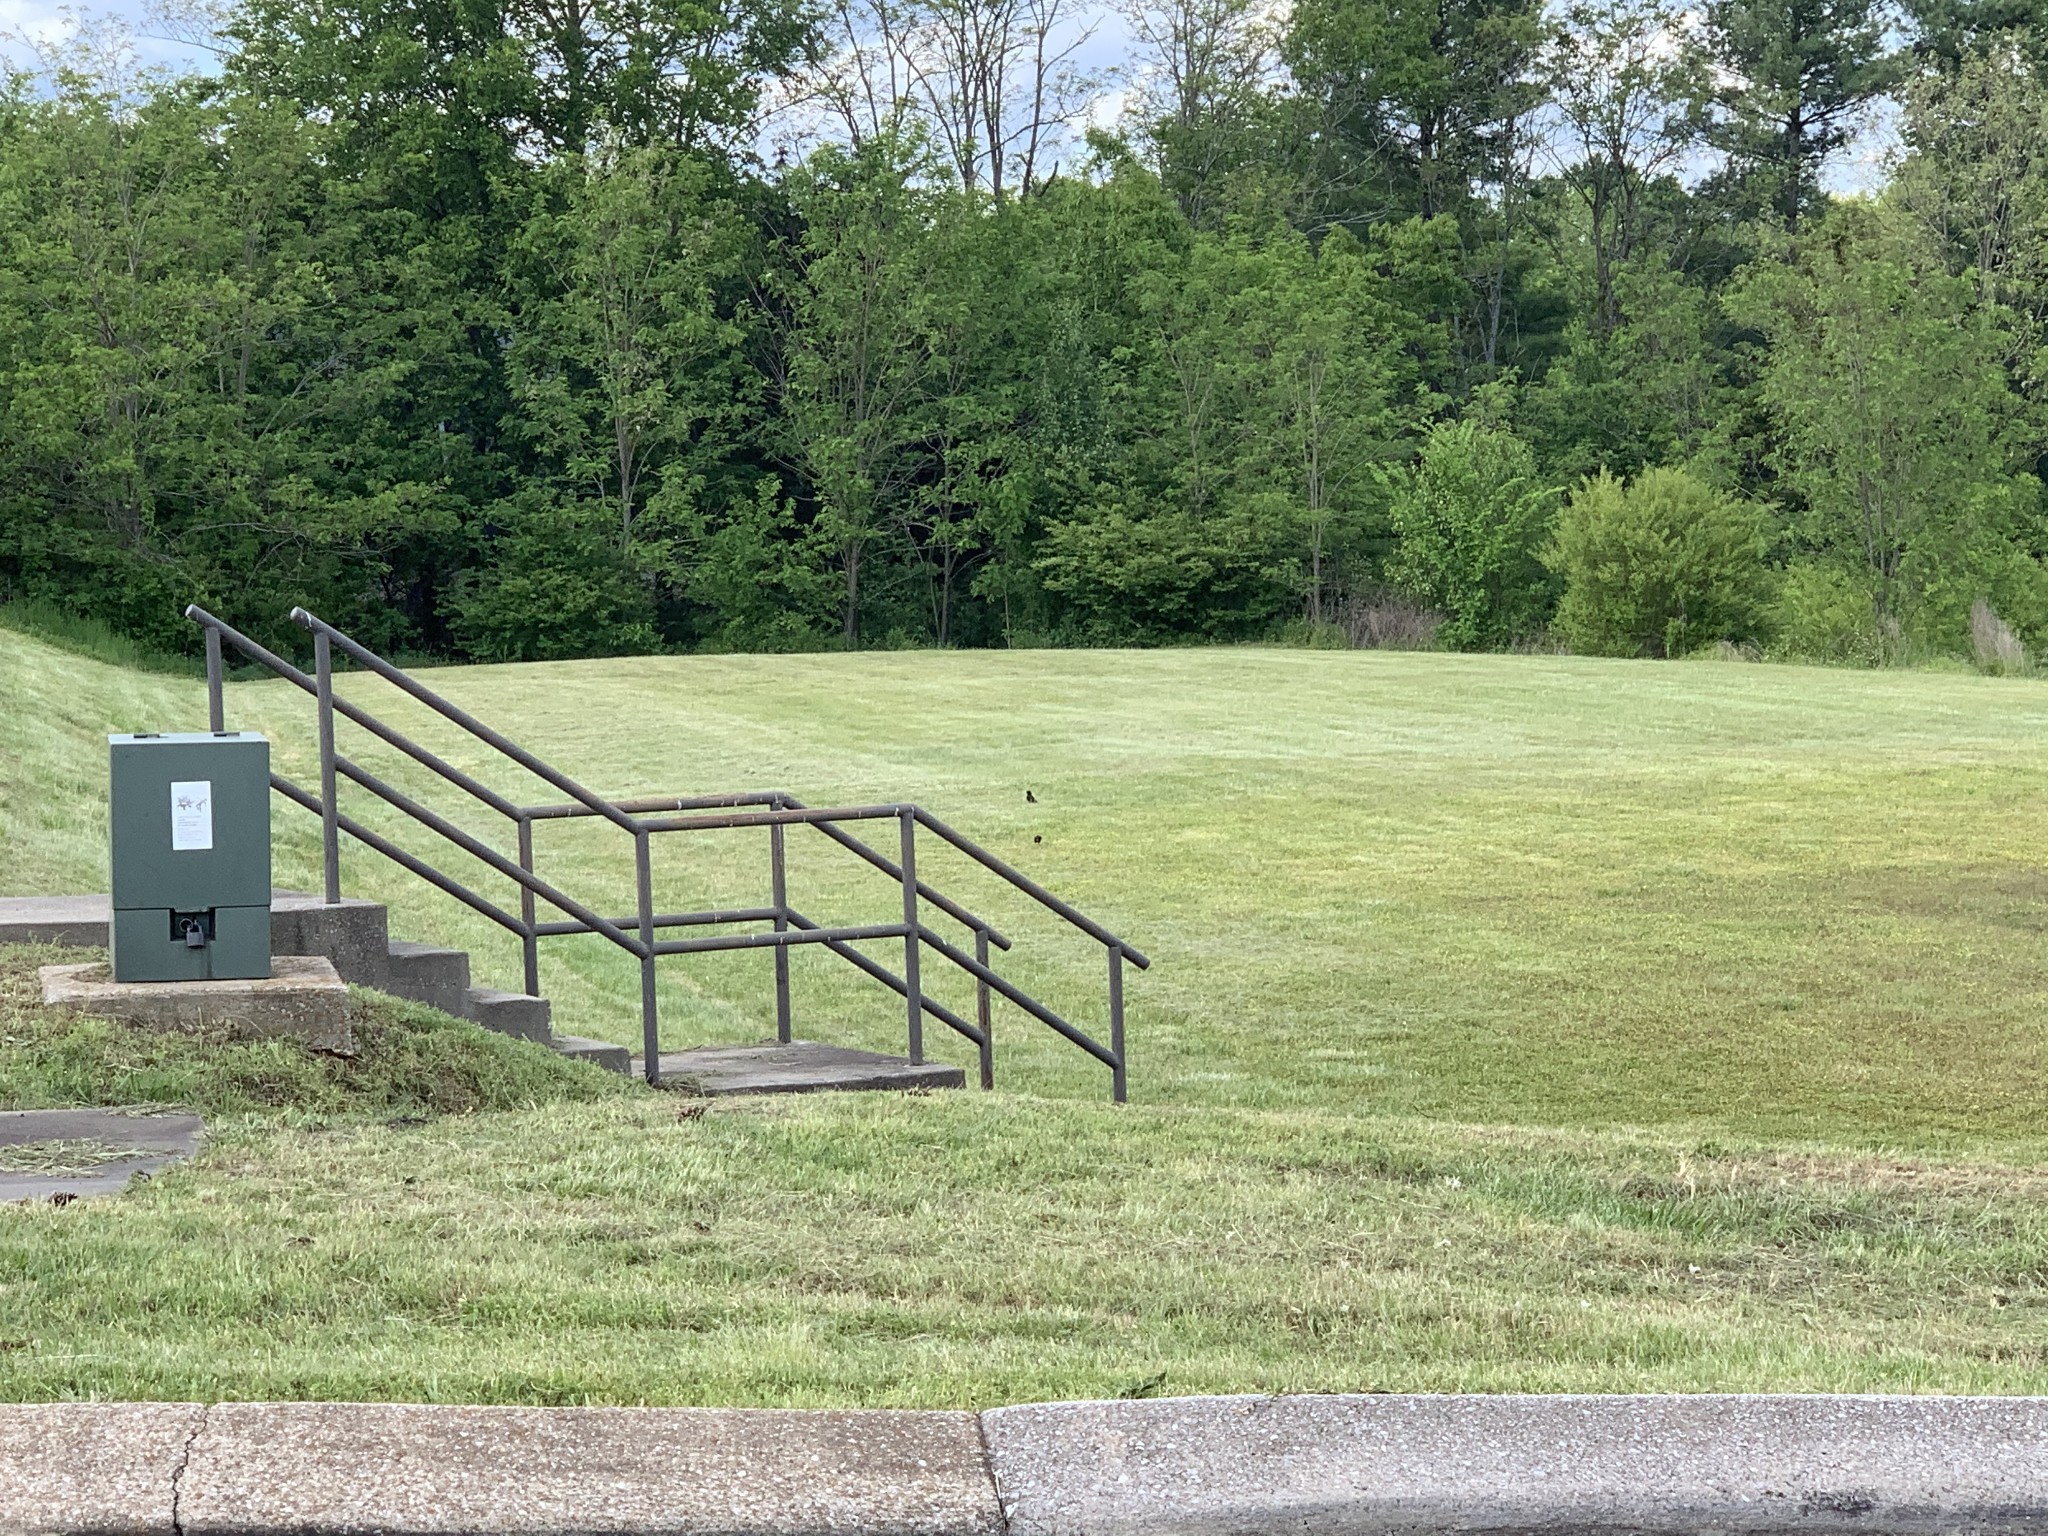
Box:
3 1395 2048 1536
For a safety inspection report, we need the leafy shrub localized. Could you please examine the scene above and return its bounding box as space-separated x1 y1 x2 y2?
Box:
447 492 660 662
1771 561 1887 665
1383 423 1558 650
1547 468 1774 659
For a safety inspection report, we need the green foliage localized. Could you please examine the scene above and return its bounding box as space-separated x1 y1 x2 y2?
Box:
447 493 661 661
1548 467 1774 657
0 0 2042 665
1703 0 1898 232
683 478 838 651
1384 421 1558 648
1729 204 2048 658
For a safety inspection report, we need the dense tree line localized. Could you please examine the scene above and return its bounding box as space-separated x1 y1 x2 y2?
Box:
4 0 2048 664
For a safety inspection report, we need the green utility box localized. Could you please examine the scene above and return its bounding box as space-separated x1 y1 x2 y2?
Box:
109 732 272 982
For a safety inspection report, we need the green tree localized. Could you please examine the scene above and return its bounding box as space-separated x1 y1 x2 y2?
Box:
1383 419 1557 647
1283 0 1545 224
1729 204 2048 654
1702 0 1895 234
778 140 941 646
1548 466 1774 656
505 143 747 555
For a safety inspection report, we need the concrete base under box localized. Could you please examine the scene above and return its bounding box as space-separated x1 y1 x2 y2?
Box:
39 955 352 1053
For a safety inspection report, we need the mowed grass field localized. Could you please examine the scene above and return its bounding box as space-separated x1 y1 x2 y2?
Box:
3 623 2048 1402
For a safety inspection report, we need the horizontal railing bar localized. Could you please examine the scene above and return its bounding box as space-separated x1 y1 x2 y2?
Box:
915 922 1119 1071
291 607 641 836
632 804 907 833
270 773 526 937
530 787 1013 950
781 795 1013 952
912 809 1150 969
186 606 525 822
783 907 988 1050
522 791 784 821
333 755 646 959
531 907 783 938
652 922 909 957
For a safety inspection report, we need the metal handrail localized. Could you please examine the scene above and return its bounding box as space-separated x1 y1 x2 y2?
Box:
185 604 1142 1101
526 790 1015 951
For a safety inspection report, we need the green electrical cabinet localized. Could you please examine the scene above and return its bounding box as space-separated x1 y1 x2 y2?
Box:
109 732 272 982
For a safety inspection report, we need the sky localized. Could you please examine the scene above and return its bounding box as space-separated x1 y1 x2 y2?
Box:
0 0 1895 192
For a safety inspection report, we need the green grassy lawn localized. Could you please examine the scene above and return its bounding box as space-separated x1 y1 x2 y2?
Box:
4 624 2048 1401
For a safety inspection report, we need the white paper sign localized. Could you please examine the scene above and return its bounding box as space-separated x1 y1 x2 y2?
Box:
170 780 214 851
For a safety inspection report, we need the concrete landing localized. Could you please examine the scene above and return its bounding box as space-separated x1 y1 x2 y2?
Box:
0 1108 203 1201
642 1040 966 1096
0 893 111 947
40 955 352 1053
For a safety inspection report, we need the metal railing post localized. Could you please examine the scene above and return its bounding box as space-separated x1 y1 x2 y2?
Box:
974 927 993 1090
204 626 224 732
1109 944 1126 1104
898 808 923 1065
518 814 540 999
314 631 340 905
770 816 792 1044
637 830 660 1086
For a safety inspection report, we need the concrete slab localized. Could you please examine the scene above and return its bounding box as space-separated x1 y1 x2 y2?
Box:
0 1108 203 1201
178 1402 1003 1536
981 1393 2048 1536
40 955 352 1053
0 892 111 947
641 1039 966 1095
0 1401 202 1535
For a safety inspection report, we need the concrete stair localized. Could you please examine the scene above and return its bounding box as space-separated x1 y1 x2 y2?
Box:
0 891 630 1075
383 940 470 1019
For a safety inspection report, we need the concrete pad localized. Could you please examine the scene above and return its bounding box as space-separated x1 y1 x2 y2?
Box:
0 1401 202 1535
0 1108 203 1201
981 1393 2048 1536
642 1040 966 1095
40 955 352 1053
178 1402 1003 1536
0 893 111 947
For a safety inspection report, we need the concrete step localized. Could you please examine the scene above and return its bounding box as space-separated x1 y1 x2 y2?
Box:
552 1035 632 1075
382 940 471 1018
268 891 391 990
465 985 552 1044
635 1040 966 1095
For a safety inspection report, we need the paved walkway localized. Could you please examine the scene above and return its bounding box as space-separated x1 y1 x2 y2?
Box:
3 1394 2046 1534
0 1108 202 1201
